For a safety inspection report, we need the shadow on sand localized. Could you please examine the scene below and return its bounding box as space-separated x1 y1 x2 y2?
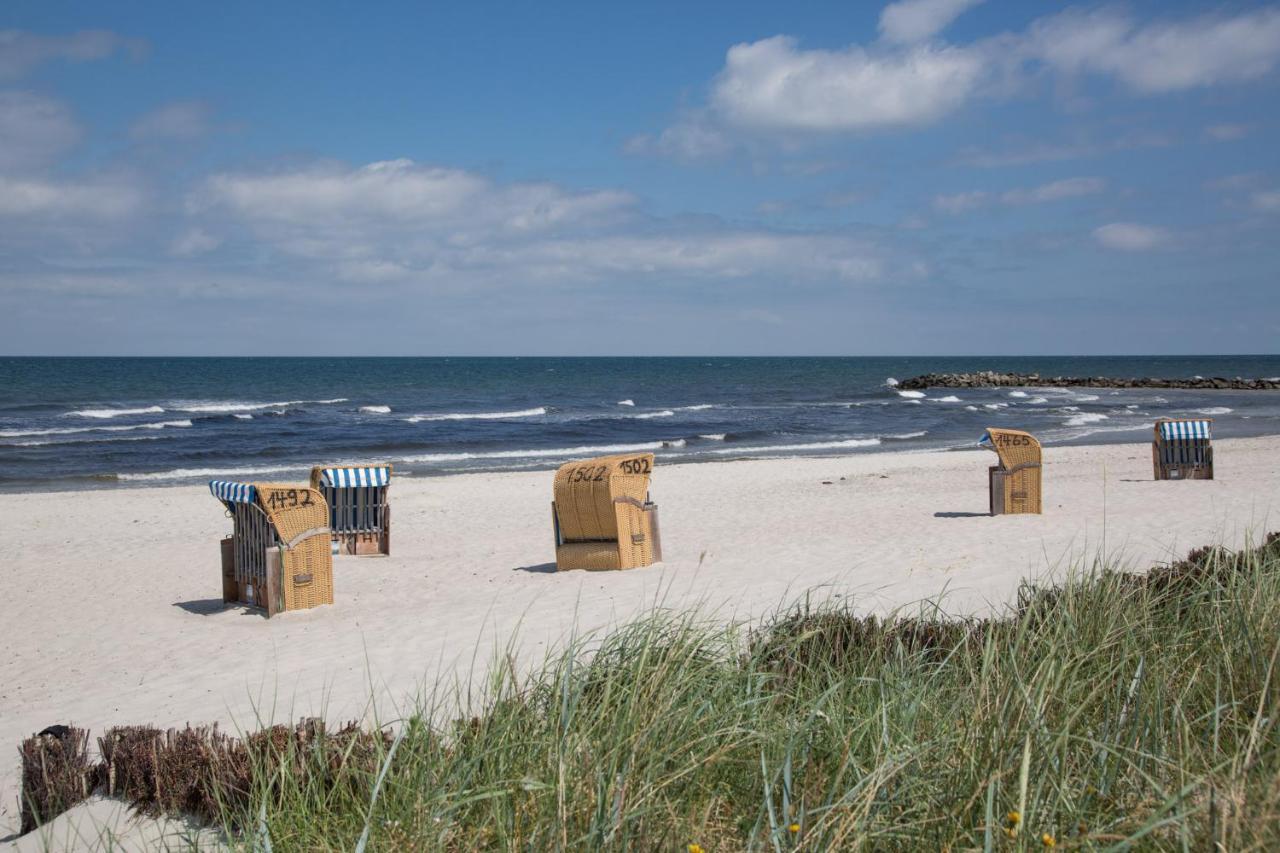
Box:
512 562 557 574
172 599 266 618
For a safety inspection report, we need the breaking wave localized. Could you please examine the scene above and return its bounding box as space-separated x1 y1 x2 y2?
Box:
405 407 547 422
65 405 166 419
173 399 347 413
0 419 193 439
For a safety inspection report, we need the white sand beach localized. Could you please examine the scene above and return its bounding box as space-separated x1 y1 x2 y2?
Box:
3 435 1279 843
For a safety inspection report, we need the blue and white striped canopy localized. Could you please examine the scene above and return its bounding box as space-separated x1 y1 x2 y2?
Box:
210 480 256 504
320 466 391 488
1158 420 1212 441
978 432 992 446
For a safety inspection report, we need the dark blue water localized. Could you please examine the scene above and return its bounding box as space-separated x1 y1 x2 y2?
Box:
1 356 1278 491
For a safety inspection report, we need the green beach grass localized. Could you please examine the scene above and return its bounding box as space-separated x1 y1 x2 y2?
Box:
20 533 1280 850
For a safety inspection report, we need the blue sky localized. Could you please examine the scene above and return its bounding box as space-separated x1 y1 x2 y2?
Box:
1 0 1278 355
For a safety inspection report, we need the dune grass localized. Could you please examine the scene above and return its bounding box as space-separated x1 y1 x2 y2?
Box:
191 534 1280 851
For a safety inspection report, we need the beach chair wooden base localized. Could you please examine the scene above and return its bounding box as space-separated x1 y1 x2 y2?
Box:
1152 446 1214 480
989 466 1042 515
332 527 390 557
219 545 322 617
553 503 661 571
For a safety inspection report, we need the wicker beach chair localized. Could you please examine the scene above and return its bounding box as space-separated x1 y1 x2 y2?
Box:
980 428 1043 515
309 465 392 555
209 480 334 616
552 452 662 571
1153 419 1213 480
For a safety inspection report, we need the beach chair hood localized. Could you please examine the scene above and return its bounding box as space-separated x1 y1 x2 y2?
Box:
981 428 1042 471
552 452 660 570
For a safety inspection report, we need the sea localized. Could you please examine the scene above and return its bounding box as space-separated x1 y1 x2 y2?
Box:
1 356 1278 492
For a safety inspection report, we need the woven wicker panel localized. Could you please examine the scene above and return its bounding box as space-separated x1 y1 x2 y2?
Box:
613 500 657 568
553 454 654 541
254 483 329 541
253 483 333 613
281 536 334 611
1005 467 1043 515
556 541 623 571
985 429 1041 469
985 429 1043 515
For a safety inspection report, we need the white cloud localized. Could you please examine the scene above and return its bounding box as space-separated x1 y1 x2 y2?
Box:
0 30 143 80
170 227 222 256
1205 173 1262 192
1001 176 1105 204
0 175 143 218
1027 7 1280 93
194 158 886 286
0 91 81 172
1253 191 1280 212
709 35 987 131
199 159 634 235
1092 222 1169 251
879 0 985 45
623 113 730 161
634 6 1280 157
935 177 1105 212
1204 124 1250 142
131 101 213 141
934 191 989 213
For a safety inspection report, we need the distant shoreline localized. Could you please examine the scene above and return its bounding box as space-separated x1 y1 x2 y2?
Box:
4 429 1280 496
899 371 1280 391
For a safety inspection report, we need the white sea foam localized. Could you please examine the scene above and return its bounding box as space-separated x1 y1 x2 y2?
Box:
1066 422 1153 441
233 414 253 420
699 434 727 441
0 419 193 438
983 403 1008 410
173 398 347 413
631 410 675 419
12 435 165 447
884 377 899 387
1195 406 1232 415
965 405 979 411
931 395 962 403
1028 396 1049 404
405 407 547 422
1073 394 1100 402
400 441 666 464
119 463 302 481
896 390 926 399
1008 391 1028 398
1065 413 1108 426
617 399 635 406
888 431 927 439
707 437 881 455
360 405 392 414
675 404 715 411
65 405 165 419
662 439 687 448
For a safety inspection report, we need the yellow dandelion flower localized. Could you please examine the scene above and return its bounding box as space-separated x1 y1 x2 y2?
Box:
789 822 800 833
688 845 704 853
1006 810 1021 826
1041 833 1056 847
